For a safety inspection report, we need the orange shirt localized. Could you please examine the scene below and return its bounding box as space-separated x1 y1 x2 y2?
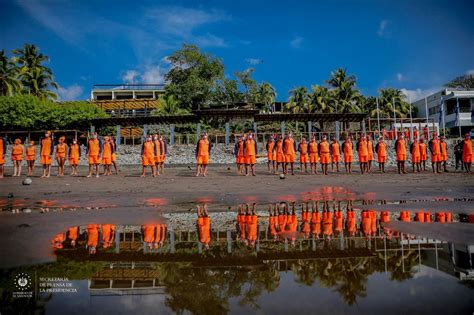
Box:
245 139 256 156
87 224 99 247
247 215 258 241
396 139 407 155
56 143 67 155
198 217 211 244
238 141 245 157
440 142 448 159
197 139 209 156
26 146 36 158
331 142 340 156
377 141 387 157
299 143 308 155
154 140 162 156
431 139 441 155
88 139 100 156
462 139 472 159
143 224 155 243
12 144 24 155
275 140 284 154
102 142 112 159
142 141 155 157
412 142 420 158
319 141 330 154
419 143 427 159
284 138 296 155
68 226 78 241
0 138 4 157
343 141 353 156
346 211 356 235
41 138 52 156
358 140 368 156
69 144 80 159
334 211 343 233
380 211 390 223
367 141 374 158
309 141 318 154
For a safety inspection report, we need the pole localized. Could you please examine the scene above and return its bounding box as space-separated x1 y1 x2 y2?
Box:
456 97 462 138
376 97 381 134
393 97 397 139
408 95 413 141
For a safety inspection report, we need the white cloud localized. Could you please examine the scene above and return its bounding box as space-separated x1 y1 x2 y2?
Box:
121 63 167 84
466 69 474 75
400 87 440 102
245 58 263 65
290 36 304 49
396 73 404 82
193 33 227 48
58 84 83 100
141 66 165 84
377 19 390 37
122 70 140 84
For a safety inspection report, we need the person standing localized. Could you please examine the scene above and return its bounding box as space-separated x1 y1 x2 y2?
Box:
153 134 162 175
0 134 6 178
283 133 297 175
357 135 368 174
158 135 167 175
319 135 330 175
343 136 354 174
429 134 441 173
462 133 472 173
410 138 421 173
69 138 80 176
244 133 257 176
440 135 448 172
454 140 464 171
375 137 387 173
367 135 374 173
419 138 428 171
235 135 245 175
298 137 309 173
26 140 36 177
87 132 101 178
11 139 24 177
40 131 54 178
55 136 68 176
266 135 276 173
111 136 119 175
274 134 285 173
141 134 156 177
101 136 113 176
330 137 340 173
196 133 211 177
395 134 407 174
308 135 318 174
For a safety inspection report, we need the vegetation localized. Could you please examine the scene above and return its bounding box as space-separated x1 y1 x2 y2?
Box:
445 74 474 89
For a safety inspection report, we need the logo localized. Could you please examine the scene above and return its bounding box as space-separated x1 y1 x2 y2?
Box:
14 273 32 291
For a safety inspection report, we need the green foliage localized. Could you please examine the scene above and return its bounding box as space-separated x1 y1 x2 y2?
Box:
152 94 190 115
0 94 106 130
445 74 474 89
0 50 21 96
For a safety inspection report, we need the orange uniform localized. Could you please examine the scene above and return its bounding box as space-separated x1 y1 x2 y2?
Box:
275 140 285 163
343 141 353 163
376 141 387 163
102 142 113 165
396 139 407 161
88 139 101 165
334 210 343 234
462 139 473 163
430 139 441 162
69 144 80 165
286 214 298 233
319 141 330 164
346 210 356 236
380 211 390 223
0 137 5 165
197 216 211 245
361 211 371 237
415 212 425 222
26 145 36 161
56 143 67 159
411 141 421 163
141 141 156 166
367 140 374 161
331 142 340 162
102 224 115 248
196 139 210 165
419 142 427 161
322 211 333 237
268 215 278 237
283 138 296 163
40 137 53 165
399 211 411 222
435 212 446 223
440 141 448 162
309 141 318 163
301 212 311 235
358 140 368 163
311 211 321 236
11 143 24 161
51 233 65 249
277 213 287 232
244 139 257 164
266 140 275 161
299 142 309 163
154 139 162 163
87 224 99 248
236 140 245 164
67 226 78 243
159 139 166 163
247 215 258 242
143 224 155 243
238 213 247 239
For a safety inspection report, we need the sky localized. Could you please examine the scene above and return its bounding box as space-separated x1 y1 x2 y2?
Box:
1 0 473 102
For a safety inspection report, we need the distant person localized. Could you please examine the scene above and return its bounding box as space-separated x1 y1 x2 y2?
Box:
153 134 162 175
141 134 156 177
244 133 257 176
111 136 119 174
298 136 309 173
87 132 101 178
423 125 429 139
419 138 428 171
101 136 113 176
395 134 407 174
308 135 318 174
343 136 354 174
440 135 448 172
55 136 68 177
158 135 167 174
69 138 80 176
319 135 330 175
266 135 276 173
429 134 441 173
413 126 419 140
196 133 211 177
462 133 472 173
197 204 211 250
410 138 421 173
367 135 374 173
0 134 5 178
235 135 245 175
26 140 36 177
87 224 100 254
40 131 54 178
330 137 340 173
357 135 368 174
375 137 387 173
454 140 464 171
11 138 24 177
283 133 297 175
273 134 285 173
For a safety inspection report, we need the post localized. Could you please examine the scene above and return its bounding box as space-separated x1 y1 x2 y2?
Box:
116 125 121 146
393 97 397 139
362 119 366 134
456 97 462 138
335 121 340 141
376 97 381 134
143 125 148 141
197 123 201 139
90 125 95 135
280 121 285 137
308 121 312 139
170 228 176 254
170 124 175 145
253 122 258 143
225 122 230 145
115 228 120 254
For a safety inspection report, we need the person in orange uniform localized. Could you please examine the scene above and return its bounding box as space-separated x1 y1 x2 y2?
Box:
300 202 311 239
462 133 472 173
237 204 247 242
87 132 101 178
40 131 54 178
235 135 245 175
330 137 340 173
101 224 116 249
26 140 36 177
272 134 285 174
334 201 343 236
0 135 6 178
310 201 321 238
244 133 258 176
410 138 421 173
110 136 119 175
51 232 65 249
154 224 167 249
343 136 354 174
361 210 372 238
268 204 278 240
346 202 356 236
158 135 167 175
55 136 68 177
266 135 276 173
423 125 429 139
101 136 114 176
440 135 448 172
308 135 319 174
141 134 156 177
286 203 298 245
322 201 333 239
357 135 369 174
429 134 441 173
298 137 309 173
11 139 24 177
245 203 258 248
419 138 428 172
197 204 211 250
399 211 411 222
277 202 288 233
69 138 80 176
153 134 162 175
413 126 419 140
283 133 297 175
87 223 100 254
375 137 387 173
395 134 407 174
319 135 330 175
366 135 374 173
67 226 79 247
142 224 156 249
196 133 211 177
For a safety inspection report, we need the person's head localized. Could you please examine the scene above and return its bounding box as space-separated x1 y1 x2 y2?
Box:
92 132 98 139
420 138 425 143
322 135 327 141
153 134 158 140
72 138 77 144
332 137 336 143
361 135 366 141
399 134 404 140
248 133 253 140
204 133 208 140
367 135 371 141
311 135 315 141
440 135 445 141
104 136 110 143
29 140 35 146
301 137 306 143
465 133 470 140
59 136 65 143
14 138 21 145
379 137 384 142
45 131 51 138
146 134 152 142
278 134 283 140
160 135 165 140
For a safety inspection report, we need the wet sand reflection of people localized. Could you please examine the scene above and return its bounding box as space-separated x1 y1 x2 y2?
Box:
197 204 211 250
87 223 100 254
301 202 311 239
310 201 321 239
346 201 356 237
102 224 116 249
322 201 333 240
268 204 278 240
67 226 78 247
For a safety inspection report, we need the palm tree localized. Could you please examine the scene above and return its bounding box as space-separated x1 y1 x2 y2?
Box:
258 82 276 112
377 88 413 119
153 94 189 115
0 50 21 96
285 86 309 113
326 68 361 113
309 85 337 130
12 43 58 100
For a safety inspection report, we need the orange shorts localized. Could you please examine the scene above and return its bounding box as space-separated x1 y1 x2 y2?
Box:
463 155 472 163
56 153 66 159
420 154 427 161
310 154 318 163
320 154 330 164
155 155 162 163
276 153 285 163
344 155 353 163
142 155 155 166
359 155 368 163
378 156 386 163
11 154 23 161
41 155 52 165
69 157 79 165
441 154 447 162
285 154 295 163
88 155 101 165
368 154 374 161
267 153 274 161
197 155 209 165
397 154 406 162
112 153 117 162
26 155 35 161
102 156 112 165
412 156 420 163
300 154 309 163
245 155 256 165
431 154 440 163
332 155 340 163
161 155 165 163
237 156 245 164
0 156 4 165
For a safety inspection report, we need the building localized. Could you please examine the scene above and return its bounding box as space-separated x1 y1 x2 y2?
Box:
412 88 474 134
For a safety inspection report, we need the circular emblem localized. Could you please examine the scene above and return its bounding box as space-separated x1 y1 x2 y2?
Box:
14 273 32 291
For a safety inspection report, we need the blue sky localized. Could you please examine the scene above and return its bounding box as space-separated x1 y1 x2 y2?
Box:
1 0 473 102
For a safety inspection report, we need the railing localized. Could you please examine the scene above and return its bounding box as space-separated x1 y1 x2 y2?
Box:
93 84 166 91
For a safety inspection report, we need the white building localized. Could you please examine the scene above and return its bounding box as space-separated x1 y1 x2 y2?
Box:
412 88 473 132
90 84 165 101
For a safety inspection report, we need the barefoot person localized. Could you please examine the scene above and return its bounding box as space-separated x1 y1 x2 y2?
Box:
87 132 101 178
11 139 24 177
283 133 296 175
40 131 54 178
308 135 318 174
244 133 257 176
55 136 68 176
69 138 80 176
0 134 6 178
462 133 472 173
319 135 330 175
101 136 113 176
375 137 387 173
196 133 211 177
419 138 428 171
330 137 340 173
266 135 276 173
26 140 36 176
343 136 354 174
141 134 156 177
367 135 374 173
440 135 448 172
410 137 421 173
395 134 407 174
235 135 245 175
298 137 309 173
429 134 441 173
197 204 211 250
274 134 285 173
357 135 368 174
111 136 119 174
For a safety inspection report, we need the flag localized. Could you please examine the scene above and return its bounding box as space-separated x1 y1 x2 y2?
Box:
438 97 445 130
455 97 460 127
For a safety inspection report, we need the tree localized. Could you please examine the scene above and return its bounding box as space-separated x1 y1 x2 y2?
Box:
213 79 243 108
0 50 21 96
12 44 59 100
235 68 260 104
375 88 414 119
285 86 309 113
308 85 337 129
165 44 224 110
258 82 276 112
445 74 474 89
326 68 361 113
152 95 190 115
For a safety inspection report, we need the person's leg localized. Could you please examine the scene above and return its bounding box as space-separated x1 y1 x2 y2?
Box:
42 164 46 177
95 164 100 178
272 160 276 173
0 165 4 178
335 161 339 172
431 162 435 173
141 165 146 177
245 163 249 176
46 164 51 177
443 161 447 172
13 161 17 176
196 163 201 176
290 162 294 175
251 164 255 176
88 164 93 177
402 161 406 174
203 164 208 176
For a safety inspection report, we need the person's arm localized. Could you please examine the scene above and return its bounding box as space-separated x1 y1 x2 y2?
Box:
254 140 258 155
293 140 297 152
242 141 247 155
164 141 168 154
195 141 200 158
375 143 379 155
78 145 81 158
410 143 413 154
141 143 145 156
